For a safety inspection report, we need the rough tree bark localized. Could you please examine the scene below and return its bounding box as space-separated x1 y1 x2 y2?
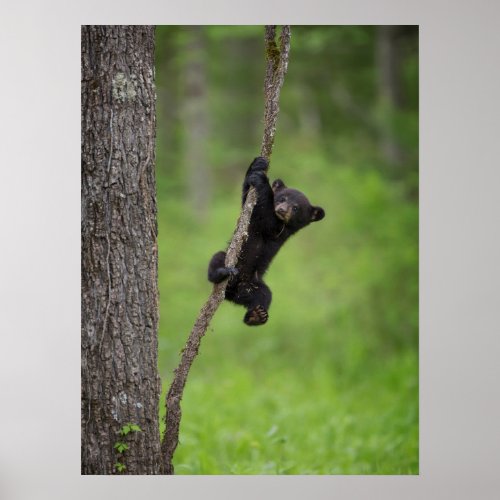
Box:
161 25 291 475
81 25 163 474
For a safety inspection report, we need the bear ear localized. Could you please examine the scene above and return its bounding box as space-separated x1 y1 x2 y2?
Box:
311 206 325 222
272 179 286 192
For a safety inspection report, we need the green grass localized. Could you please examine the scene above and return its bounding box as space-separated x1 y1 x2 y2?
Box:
162 349 418 475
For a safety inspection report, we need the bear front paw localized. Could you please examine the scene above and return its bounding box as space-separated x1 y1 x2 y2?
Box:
247 170 267 187
249 156 269 172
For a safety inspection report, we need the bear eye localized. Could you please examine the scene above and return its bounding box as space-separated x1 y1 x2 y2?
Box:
292 206 298 213
279 196 286 202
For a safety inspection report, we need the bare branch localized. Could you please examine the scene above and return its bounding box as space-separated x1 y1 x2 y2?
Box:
261 25 291 160
161 25 291 475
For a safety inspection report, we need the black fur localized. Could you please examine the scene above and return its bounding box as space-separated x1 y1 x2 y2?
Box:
208 157 325 326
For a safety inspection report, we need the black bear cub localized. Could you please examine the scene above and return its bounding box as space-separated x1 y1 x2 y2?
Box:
208 157 325 326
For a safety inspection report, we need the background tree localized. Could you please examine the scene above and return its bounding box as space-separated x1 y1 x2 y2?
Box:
376 25 406 168
183 26 211 220
81 25 163 475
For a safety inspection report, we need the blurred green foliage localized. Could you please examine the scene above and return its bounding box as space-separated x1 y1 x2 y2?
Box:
155 25 418 474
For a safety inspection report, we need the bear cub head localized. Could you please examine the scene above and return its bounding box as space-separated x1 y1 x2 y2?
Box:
272 179 325 231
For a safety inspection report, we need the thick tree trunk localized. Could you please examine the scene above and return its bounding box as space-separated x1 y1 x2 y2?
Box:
81 25 163 475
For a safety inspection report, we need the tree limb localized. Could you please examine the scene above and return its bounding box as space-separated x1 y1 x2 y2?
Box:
161 25 291 475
